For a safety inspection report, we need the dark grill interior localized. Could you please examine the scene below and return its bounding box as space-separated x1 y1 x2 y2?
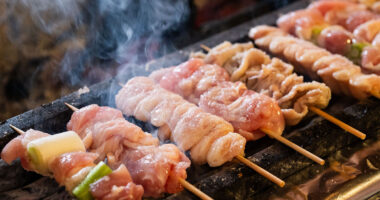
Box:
0 0 380 199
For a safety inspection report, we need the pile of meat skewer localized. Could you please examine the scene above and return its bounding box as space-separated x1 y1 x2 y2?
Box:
1 104 199 199
191 42 331 126
277 0 380 74
249 0 380 101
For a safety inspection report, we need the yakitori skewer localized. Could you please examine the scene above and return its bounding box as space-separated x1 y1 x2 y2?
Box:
277 3 380 75
64 103 214 199
114 80 287 187
7 125 144 200
200 44 366 140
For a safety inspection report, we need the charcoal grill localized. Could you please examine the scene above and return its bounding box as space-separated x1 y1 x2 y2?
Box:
1 0 380 199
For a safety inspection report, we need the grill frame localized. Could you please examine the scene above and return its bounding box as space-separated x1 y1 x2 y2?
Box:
1 0 380 199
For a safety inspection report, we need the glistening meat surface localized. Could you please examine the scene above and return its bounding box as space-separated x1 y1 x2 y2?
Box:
199 82 283 140
307 0 368 27
50 152 98 191
67 104 159 161
150 58 229 104
90 164 144 200
109 144 190 197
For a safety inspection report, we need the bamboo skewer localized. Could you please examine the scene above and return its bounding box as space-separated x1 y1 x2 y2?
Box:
64 103 216 199
65 102 79 111
112 84 286 187
261 128 324 165
200 44 366 141
9 124 25 135
178 178 213 200
235 155 285 187
200 44 211 52
309 106 366 140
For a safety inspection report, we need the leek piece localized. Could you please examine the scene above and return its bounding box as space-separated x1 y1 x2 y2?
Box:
72 161 112 200
27 131 85 173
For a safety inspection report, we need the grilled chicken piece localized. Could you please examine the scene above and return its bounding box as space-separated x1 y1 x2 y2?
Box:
50 152 98 191
308 0 368 28
150 59 229 104
354 19 380 46
109 144 190 197
67 104 159 161
277 9 328 40
90 164 144 200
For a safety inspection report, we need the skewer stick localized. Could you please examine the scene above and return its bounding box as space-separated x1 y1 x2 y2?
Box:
200 44 211 52
64 103 215 200
235 155 285 187
178 178 213 200
10 124 25 135
261 128 325 165
64 102 79 112
309 106 366 140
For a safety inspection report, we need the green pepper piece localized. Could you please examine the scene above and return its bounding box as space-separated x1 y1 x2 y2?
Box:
72 161 112 200
345 42 370 65
310 26 324 44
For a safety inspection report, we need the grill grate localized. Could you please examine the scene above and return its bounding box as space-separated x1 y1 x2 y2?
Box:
1 0 380 199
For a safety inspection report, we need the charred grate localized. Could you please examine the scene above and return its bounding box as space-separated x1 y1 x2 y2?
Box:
0 0 380 199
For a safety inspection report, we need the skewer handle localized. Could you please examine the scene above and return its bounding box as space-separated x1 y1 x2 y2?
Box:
200 44 211 52
65 103 79 112
235 155 285 187
10 124 25 135
262 128 325 165
178 178 213 200
309 106 366 140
